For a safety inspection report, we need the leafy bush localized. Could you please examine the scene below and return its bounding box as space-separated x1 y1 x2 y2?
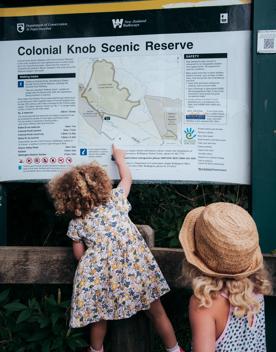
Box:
129 184 249 247
0 288 87 352
6 183 249 248
0 287 191 352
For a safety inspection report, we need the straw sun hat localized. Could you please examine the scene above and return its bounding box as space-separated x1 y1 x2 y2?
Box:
179 202 263 278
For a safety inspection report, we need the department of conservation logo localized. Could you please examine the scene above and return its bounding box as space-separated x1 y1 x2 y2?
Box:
17 23 25 33
16 22 68 33
112 19 124 29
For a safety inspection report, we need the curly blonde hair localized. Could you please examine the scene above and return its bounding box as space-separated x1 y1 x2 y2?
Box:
48 163 112 218
182 259 272 318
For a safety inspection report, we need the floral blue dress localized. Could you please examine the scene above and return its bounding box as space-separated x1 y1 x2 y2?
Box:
66 186 170 328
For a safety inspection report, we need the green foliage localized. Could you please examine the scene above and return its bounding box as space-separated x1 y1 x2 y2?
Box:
129 184 249 247
0 288 87 352
6 183 249 248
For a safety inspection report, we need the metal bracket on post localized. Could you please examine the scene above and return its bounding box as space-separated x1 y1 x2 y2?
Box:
0 184 7 245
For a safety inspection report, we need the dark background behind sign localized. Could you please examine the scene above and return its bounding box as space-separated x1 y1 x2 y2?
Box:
252 0 276 349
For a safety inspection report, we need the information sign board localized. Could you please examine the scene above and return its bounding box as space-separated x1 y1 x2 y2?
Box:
0 0 251 183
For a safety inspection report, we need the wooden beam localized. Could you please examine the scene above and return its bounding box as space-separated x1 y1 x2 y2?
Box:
0 224 154 284
0 246 75 284
0 246 275 294
152 248 276 294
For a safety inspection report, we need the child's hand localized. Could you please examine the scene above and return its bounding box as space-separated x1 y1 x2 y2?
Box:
112 144 126 164
112 144 132 197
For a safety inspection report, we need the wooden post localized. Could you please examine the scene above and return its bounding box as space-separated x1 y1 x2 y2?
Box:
0 184 7 245
110 312 153 352
138 224 155 248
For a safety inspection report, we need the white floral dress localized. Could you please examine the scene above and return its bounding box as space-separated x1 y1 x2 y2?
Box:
67 186 170 328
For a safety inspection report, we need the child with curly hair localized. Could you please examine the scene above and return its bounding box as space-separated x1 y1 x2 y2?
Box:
48 145 184 352
179 202 272 352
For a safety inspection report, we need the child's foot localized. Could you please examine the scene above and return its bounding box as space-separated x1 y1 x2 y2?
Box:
86 347 104 352
166 345 185 352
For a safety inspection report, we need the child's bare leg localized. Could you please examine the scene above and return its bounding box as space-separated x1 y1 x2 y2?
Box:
146 299 177 349
89 320 107 351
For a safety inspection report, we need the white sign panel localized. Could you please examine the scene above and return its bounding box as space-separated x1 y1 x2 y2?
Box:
0 1 251 183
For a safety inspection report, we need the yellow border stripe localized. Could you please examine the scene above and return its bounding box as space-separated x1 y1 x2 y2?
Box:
0 0 251 17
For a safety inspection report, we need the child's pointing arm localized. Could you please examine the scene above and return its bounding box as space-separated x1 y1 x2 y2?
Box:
112 144 132 197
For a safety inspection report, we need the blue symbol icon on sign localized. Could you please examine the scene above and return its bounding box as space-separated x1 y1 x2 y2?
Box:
18 81 24 88
18 165 23 170
80 148 87 156
184 127 197 140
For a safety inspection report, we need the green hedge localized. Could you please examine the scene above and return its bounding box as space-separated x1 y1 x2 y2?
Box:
6 183 249 247
0 288 87 352
0 286 191 352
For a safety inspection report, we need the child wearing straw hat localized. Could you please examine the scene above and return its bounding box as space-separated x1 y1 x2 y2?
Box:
179 202 272 352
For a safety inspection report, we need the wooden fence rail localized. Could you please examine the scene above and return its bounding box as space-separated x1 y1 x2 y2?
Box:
0 226 275 352
0 247 275 292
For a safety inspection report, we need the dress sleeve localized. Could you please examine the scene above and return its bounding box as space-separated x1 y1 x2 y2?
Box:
66 220 82 242
112 186 132 212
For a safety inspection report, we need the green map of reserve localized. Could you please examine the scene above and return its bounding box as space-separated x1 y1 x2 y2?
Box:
78 57 182 146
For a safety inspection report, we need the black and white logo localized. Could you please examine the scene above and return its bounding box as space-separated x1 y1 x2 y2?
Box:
17 23 25 33
112 19 124 29
220 13 228 24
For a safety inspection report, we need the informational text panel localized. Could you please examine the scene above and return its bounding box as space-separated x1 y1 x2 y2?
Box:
0 0 251 183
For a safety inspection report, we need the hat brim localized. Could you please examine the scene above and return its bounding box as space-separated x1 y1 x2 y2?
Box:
179 206 263 278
